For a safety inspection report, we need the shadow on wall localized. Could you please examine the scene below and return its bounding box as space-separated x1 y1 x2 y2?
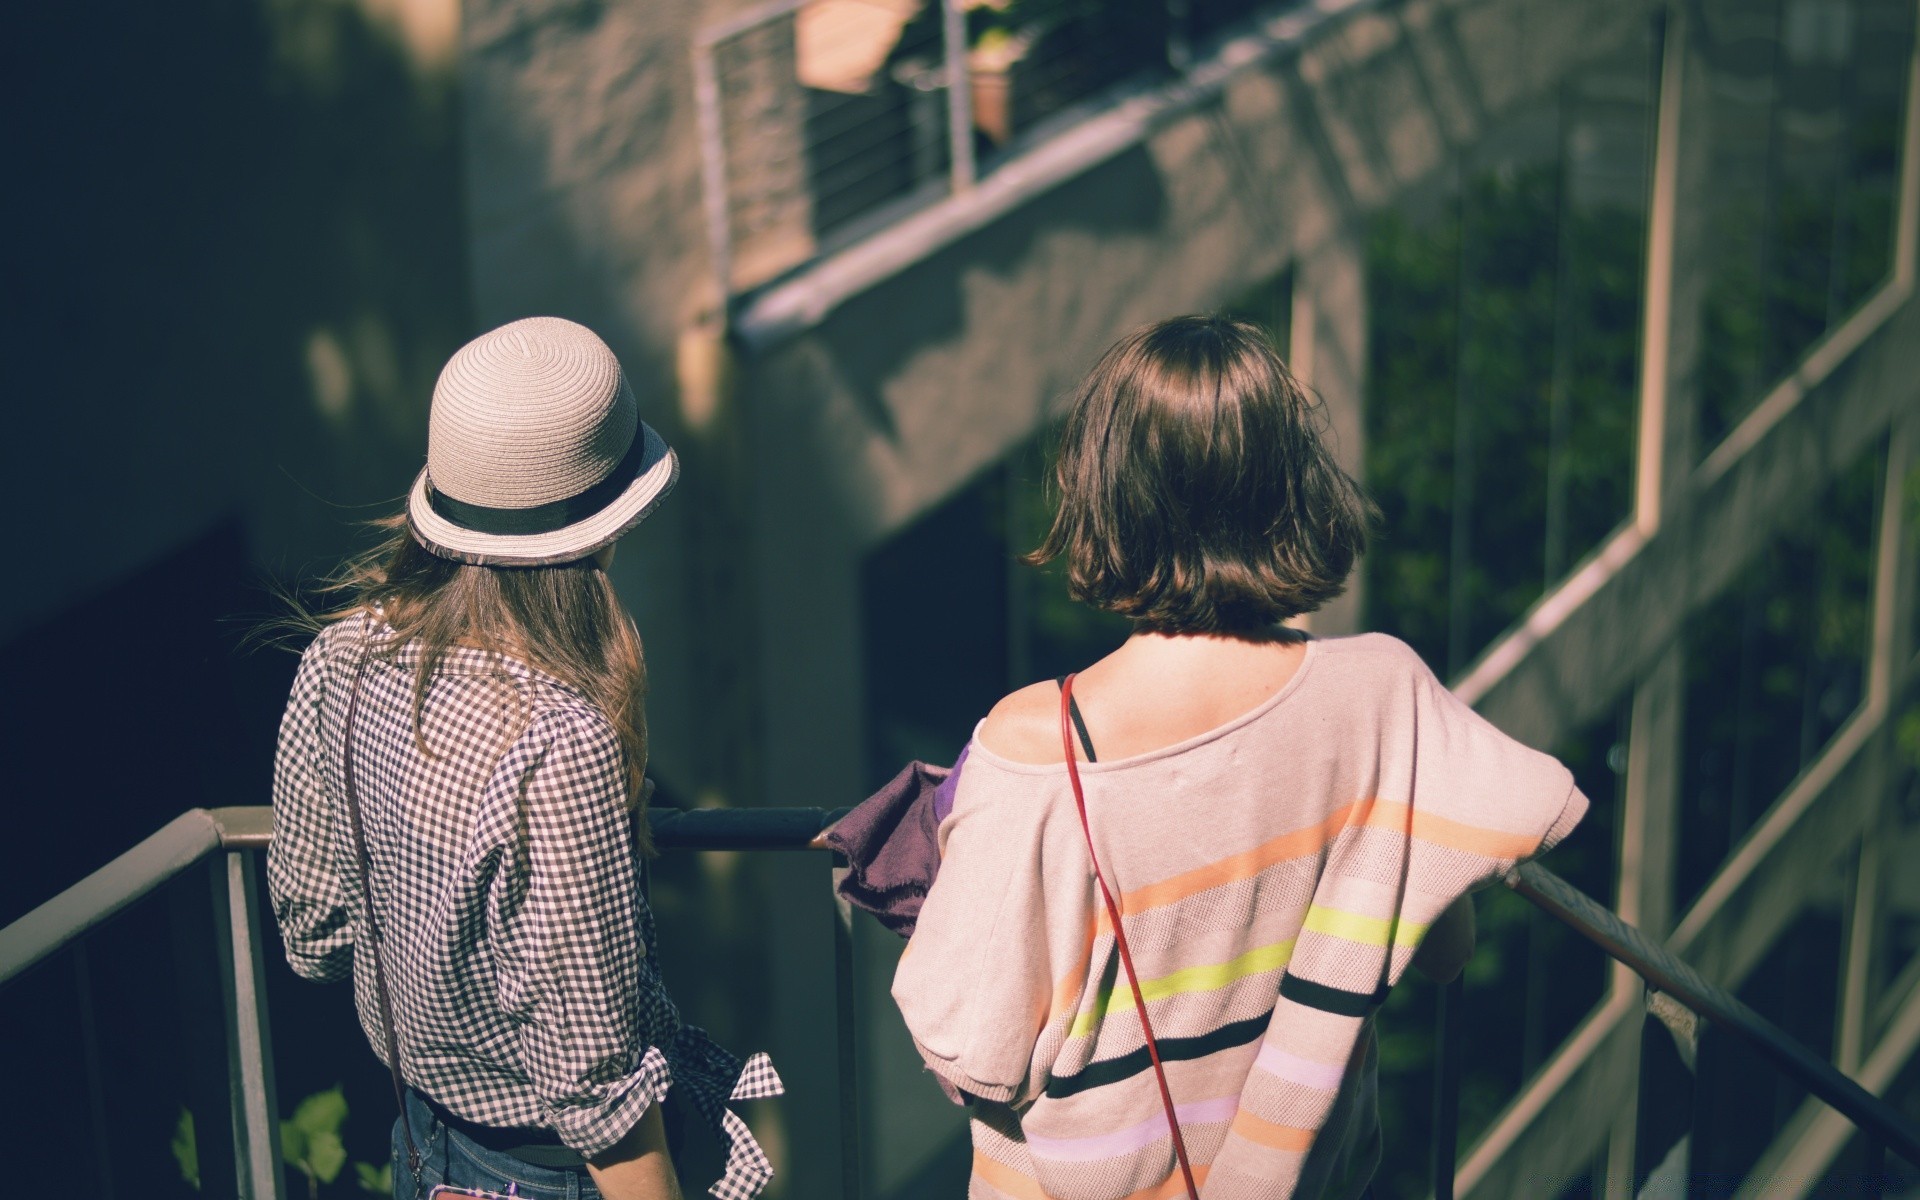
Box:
0 0 474 638
0 0 471 1191
808 143 1171 444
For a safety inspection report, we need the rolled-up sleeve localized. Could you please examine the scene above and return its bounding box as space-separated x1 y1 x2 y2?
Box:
267 638 356 983
488 709 663 1159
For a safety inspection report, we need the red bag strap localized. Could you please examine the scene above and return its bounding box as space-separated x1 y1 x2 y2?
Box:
1060 674 1200 1200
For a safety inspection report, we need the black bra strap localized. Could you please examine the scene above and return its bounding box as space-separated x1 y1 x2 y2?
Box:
1055 677 1098 763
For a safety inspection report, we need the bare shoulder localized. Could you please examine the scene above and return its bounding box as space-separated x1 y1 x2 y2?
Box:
978 679 1070 764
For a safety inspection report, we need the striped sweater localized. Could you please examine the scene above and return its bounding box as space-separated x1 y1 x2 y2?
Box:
892 633 1587 1200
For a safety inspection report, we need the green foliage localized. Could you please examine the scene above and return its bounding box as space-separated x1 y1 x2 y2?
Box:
173 1087 391 1198
283 1086 351 1196
1897 698 1920 776
1674 444 1881 909
1364 163 1641 673
277 1086 392 1199
172 1106 200 1191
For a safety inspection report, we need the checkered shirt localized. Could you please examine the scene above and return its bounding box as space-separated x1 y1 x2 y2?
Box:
267 613 783 1198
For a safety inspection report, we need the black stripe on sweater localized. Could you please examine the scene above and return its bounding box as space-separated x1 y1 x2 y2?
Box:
1044 1009 1272 1100
1278 973 1387 1018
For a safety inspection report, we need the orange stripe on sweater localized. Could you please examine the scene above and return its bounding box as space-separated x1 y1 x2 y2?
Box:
1091 802 1365 934
1359 801 1541 859
1085 797 1538 936
971 1152 1049 1200
1123 1164 1211 1199
971 1151 1211 1200
1228 1110 1315 1153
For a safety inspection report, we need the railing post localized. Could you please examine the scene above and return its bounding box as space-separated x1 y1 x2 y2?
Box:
1862 1136 1886 1199
72 944 117 1196
1165 0 1191 71
940 0 976 191
831 853 864 1200
1686 1019 1725 1200
212 851 285 1200
1431 976 1463 1200
692 38 735 316
1637 990 1699 1196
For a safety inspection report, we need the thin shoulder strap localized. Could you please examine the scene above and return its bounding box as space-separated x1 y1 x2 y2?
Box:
1054 677 1098 763
1059 673 1199 1200
340 654 425 1188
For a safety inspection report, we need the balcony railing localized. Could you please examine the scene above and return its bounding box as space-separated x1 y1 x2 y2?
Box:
694 0 1283 299
3 805 1917 1198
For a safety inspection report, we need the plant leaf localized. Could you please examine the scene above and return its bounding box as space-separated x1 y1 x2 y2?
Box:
307 1129 347 1184
171 1107 200 1190
280 1118 308 1166
355 1160 393 1195
290 1086 349 1139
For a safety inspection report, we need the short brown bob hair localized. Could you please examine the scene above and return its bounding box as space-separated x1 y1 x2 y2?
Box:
1028 314 1374 634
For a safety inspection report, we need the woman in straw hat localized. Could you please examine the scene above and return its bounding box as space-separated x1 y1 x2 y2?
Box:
267 317 781 1200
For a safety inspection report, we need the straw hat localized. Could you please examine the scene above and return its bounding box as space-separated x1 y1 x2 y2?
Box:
407 316 679 566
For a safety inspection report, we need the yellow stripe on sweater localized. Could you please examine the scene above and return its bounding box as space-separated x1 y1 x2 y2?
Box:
1300 905 1429 949
1069 939 1297 1038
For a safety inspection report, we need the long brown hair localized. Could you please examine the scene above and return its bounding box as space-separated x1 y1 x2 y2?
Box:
302 513 653 851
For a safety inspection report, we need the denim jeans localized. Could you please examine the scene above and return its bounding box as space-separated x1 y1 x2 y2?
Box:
392 1089 600 1200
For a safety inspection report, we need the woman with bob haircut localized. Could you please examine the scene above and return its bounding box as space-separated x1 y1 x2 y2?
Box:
891 314 1587 1200
268 317 780 1200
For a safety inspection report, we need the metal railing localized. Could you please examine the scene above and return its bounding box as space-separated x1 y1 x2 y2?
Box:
693 0 1279 298
3 806 1917 1198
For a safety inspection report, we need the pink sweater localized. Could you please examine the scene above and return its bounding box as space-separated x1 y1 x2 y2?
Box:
892 633 1587 1200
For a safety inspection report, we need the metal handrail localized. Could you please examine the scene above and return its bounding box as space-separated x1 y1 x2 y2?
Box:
1507 860 1920 1166
6 806 1919 1195
0 804 843 988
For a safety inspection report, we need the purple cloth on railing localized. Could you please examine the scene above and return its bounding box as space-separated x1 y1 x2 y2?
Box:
932 743 968 824
823 744 969 939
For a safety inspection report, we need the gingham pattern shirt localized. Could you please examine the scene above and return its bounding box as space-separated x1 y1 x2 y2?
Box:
268 613 782 1198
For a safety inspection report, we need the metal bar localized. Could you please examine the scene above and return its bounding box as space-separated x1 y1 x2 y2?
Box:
941 0 976 191
1508 862 1920 1164
694 0 809 51
211 806 273 852
0 809 221 987
216 851 284 1200
73 943 117 1198
1636 993 1698 1195
173 862 241 1198
1686 1019 1720 1200
648 805 848 851
1634 0 1685 537
1431 977 1464 1200
831 854 863 1200
0 804 848 993
1863 1136 1886 1199
693 40 735 312
1167 0 1192 71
